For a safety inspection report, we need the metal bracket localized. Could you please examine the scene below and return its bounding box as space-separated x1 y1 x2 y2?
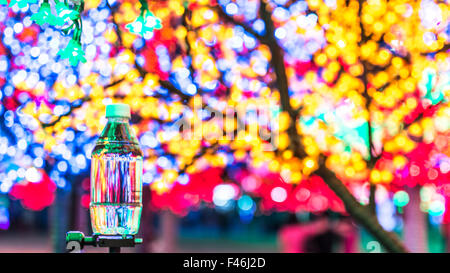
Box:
66 231 143 253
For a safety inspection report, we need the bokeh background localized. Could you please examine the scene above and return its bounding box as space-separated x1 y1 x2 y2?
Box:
0 0 448 252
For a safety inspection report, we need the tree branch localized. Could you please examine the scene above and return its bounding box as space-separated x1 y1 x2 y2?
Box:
41 76 127 128
368 183 376 214
357 0 379 212
214 4 267 43
258 0 306 158
41 96 90 128
159 80 191 101
316 159 408 253
421 43 450 56
182 4 197 86
404 101 443 130
179 142 220 174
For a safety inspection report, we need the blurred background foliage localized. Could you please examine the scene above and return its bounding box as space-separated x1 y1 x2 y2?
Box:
0 0 448 252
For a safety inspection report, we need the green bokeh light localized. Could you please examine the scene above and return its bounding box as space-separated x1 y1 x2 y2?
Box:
393 191 409 207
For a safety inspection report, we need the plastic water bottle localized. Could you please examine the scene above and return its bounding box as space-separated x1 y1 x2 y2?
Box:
90 103 143 235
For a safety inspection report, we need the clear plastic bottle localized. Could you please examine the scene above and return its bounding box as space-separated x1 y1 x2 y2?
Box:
90 103 143 235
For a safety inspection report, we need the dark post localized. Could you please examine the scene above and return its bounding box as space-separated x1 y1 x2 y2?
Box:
51 188 70 253
109 247 121 253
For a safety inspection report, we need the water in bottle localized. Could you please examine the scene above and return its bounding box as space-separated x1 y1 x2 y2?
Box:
90 103 143 235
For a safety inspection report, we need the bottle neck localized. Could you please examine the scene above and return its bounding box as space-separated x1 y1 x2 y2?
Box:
107 117 130 123
98 116 138 144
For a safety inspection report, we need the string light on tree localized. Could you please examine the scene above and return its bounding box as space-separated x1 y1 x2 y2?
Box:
30 0 63 26
7 0 37 9
126 0 162 39
57 38 86 66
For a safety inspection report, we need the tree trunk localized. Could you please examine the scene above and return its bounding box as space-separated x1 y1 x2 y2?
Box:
255 0 408 253
442 200 450 252
317 164 408 253
442 223 450 253
75 182 89 234
157 210 179 253
49 188 70 253
136 186 153 253
403 186 427 253
68 179 88 234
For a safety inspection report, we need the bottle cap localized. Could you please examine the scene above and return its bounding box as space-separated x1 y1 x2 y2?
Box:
105 103 131 119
